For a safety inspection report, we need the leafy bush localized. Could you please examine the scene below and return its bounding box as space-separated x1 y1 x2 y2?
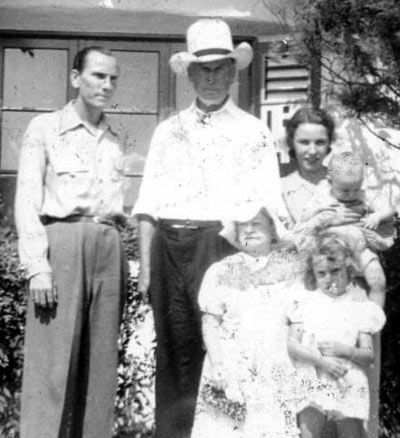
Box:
0 206 156 438
0 199 27 438
114 223 155 438
113 276 155 438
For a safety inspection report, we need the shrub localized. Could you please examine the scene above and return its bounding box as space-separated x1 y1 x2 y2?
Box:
114 223 155 438
0 199 27 438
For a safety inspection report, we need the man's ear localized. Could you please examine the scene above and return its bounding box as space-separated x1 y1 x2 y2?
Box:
70 69 80 89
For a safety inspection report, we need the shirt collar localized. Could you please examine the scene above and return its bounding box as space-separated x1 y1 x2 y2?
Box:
189 96 236 118
59 101 118 137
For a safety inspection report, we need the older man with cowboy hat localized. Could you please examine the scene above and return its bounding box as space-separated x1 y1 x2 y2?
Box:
132 18 285 438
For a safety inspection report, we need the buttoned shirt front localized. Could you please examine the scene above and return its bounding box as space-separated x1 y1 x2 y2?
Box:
15 101 124 278
133 98 285 221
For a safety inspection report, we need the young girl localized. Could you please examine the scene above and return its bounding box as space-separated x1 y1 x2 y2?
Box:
191 201 302 438
288 232 386 438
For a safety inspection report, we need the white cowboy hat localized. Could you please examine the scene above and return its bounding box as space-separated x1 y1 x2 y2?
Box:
169 18 253 75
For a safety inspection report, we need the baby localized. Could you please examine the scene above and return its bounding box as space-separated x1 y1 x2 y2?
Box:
301 151 395 306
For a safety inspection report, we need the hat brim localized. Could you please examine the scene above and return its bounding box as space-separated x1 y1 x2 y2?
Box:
219 202 289 250
169 42 253 74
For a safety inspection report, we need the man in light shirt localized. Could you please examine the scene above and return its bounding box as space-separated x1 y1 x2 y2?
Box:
133 19 285 438
15 46 126 438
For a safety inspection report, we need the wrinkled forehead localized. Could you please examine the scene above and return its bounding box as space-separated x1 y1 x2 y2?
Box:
236 209 272 227
190 58 235 71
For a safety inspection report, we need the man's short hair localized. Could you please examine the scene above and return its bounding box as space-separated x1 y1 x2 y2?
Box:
73 46 114 73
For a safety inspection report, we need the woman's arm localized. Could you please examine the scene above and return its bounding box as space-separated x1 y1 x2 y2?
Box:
361 205 396 230
317 333 374 368
201 313 228 391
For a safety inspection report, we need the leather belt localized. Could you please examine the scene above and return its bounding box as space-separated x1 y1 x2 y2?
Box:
40 214 123 228
159 218 221 230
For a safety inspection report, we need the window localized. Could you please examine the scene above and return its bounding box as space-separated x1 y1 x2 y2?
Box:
259 50 310 170
0 40 75 173
0 37 253 211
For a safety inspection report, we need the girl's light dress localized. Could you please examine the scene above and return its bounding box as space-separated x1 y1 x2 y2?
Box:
191 251 302 438
288 286 386 429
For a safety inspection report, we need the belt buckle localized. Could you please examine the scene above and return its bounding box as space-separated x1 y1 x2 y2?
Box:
184 220 198 230
170 220 198 230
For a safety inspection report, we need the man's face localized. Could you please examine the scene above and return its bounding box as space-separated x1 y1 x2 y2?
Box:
71 50 119 110
188 59 236 105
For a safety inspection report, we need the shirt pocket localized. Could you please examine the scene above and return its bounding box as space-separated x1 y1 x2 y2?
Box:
100 154 124 183
51 154 93 196
111 158 124 182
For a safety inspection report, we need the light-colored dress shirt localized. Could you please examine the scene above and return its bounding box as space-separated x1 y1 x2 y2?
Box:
15 101 124 278
132 98 285 221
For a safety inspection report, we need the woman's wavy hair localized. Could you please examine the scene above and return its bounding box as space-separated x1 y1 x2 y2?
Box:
285 106 336 160
303 231 359 290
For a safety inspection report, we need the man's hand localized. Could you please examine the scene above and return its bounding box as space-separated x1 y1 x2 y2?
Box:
210 363 229 392
137 266 150 304
29 272 57 309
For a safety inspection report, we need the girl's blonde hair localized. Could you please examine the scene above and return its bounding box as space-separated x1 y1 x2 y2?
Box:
303 231 359 290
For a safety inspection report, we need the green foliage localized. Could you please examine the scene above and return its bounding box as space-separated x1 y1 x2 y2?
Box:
0 199 27 438
114 223 155 438
113 274 155 438
268 0 400 127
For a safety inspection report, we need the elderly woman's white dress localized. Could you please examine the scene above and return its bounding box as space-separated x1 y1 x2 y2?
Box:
191 251 301 438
